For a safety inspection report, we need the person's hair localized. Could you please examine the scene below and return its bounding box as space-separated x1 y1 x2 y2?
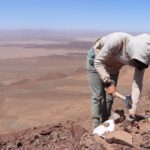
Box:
93 38 102 49
94 38 101 45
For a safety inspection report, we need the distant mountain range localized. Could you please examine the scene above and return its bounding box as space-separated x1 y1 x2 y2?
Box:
0 29 146 42
0 29 103 41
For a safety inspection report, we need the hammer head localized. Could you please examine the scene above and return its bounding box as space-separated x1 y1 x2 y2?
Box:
125 95 132 109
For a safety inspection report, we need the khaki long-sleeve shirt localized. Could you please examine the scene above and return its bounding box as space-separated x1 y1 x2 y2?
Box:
94 32 150 112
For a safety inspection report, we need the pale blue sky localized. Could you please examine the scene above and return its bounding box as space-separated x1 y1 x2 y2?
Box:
0 0 149 32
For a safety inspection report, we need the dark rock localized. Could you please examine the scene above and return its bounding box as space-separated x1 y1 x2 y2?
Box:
17 141 22 148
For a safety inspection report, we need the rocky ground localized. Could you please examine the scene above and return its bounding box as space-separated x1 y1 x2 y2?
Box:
0 38 149 150
0 121 106 150
0 92 149 150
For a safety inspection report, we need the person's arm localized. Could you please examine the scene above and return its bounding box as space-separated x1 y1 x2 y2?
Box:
94 37 123 82
94 43 111 83
129 68 145 115
94 39 123 97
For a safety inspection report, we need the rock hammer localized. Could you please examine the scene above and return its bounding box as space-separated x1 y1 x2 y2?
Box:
115 92 132 109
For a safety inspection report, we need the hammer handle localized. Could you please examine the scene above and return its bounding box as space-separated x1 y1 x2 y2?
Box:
115 92 126 100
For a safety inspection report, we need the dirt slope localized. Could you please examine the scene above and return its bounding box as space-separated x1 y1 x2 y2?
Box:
0 92 149 150
0 46 149 149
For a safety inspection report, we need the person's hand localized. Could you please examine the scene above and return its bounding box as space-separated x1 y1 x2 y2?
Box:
129 102 138 116
126 103 138 126
105 84 116 97
129 108 136 116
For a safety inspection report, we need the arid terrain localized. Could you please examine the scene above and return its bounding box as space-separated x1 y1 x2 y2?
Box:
0 31 149 149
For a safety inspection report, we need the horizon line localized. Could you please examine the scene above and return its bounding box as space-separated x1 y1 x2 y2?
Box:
0 28 149 34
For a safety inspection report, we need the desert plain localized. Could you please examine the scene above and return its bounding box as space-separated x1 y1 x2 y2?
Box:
0 31 149 149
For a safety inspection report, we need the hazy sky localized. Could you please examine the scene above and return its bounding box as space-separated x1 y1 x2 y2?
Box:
0 0 150 32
